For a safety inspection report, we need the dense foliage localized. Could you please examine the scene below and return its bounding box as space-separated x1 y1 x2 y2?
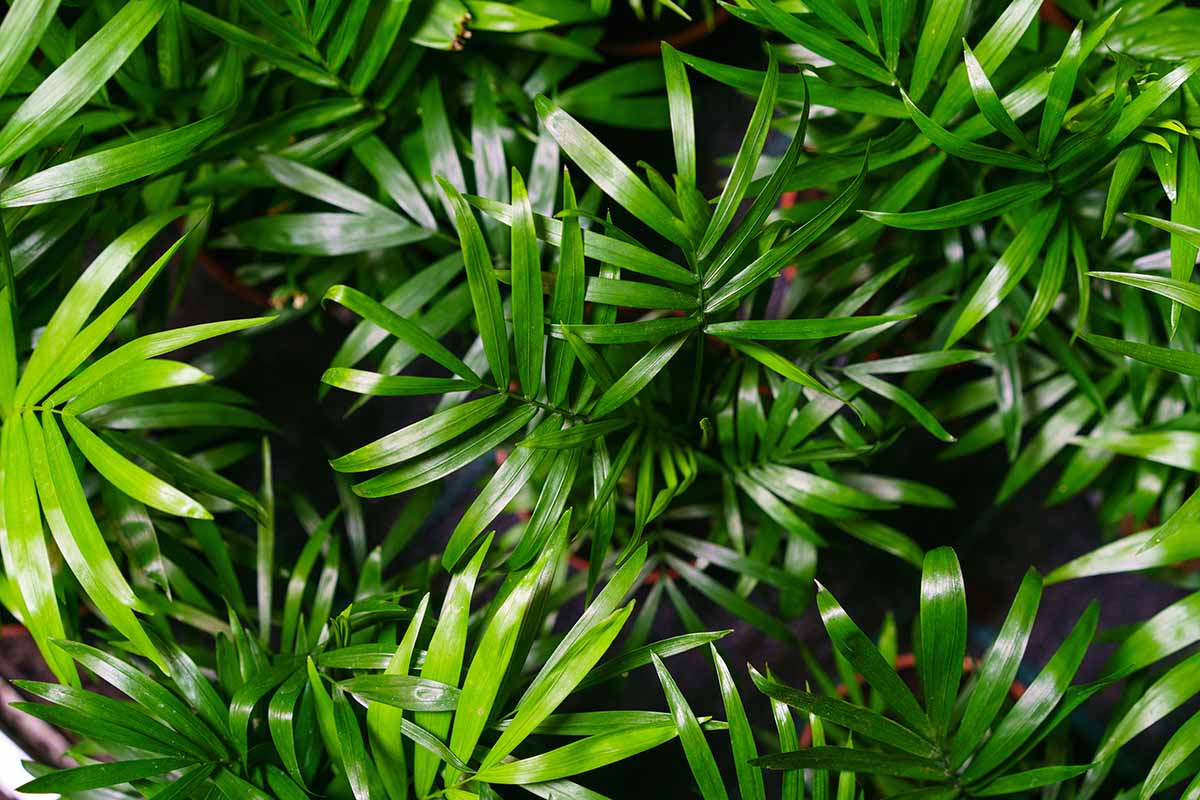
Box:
3 0 1200 797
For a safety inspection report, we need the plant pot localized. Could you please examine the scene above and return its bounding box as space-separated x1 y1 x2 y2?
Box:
600 7 730 58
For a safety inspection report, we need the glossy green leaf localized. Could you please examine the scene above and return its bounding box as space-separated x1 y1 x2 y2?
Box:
591 335 688 418
476 723 678 784
536 96 689 247
1038 24 1083 154
910 0 966 101
752 746 947 779
751 668 936 757
961 602 1098 781
440 178 510 388
0 0 167 165
946 203 1060 347
864 181 1052 230
816 581 931 736
950 568 1042 765
414 537 490 796
697 54 777 258
919 547 966 742
662 43 695 186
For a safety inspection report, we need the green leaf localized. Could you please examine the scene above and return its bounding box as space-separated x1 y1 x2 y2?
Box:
1098 650 1200 760
703 96 810 288
973 764 1093 796
653 653 728 800
0 288 14 416
863 181 1052 230
257 154 396 217
510 168 545 398
217 212 429 255
1103 146 1145 238
45 316 271 408
1102 592 1200 679
414 537 490 796
995 373 1119 503
707 154 868 312
322 370 474 397
63 416 209 519
750 668 936 757
901 90 1042 172
472 195 695 284
586 278 697 311
739 0 892 85
332 685 372 800
579 631 731 690
0 0 62 99
13 682 187 755
29 413 163 669
752 747 947 780
1141 709 1200 799
16 216 191 401
548 170 585 405
1082 333 1200 377
17 757 196 793
848 372 954 442
484 602 634 766
910 0 966 102
535 96 689 247
697 54 778 258
57 640 227 758
340 675 462 710
962 43 1034 152
1075 431 1200 472
945 202 1059 347
556 318 699 345
929 0 1042 124
367 595 428 796
1046 524 1200 584
353 136 437 229
710 647 765 800
1091 270 1200 312
1 417 76 685
324 284 478 382
467 0 556 30
267 670 308 788
591 334 688 418
0 0 167 166
706 315 912 340
1127 214 1200 249
348 0 411 93
354 405 537 497
950 568 1042 765
475 724 678 783
1038 24 1083 154
1016 222 1069 340
518 418 632 448
919 547 967 743
64 359 210 414
961 602 1098 781
332 394 507 472
440 178 511 389
816 581 931 736
448 542 560 771
1 114 226 207
844 350 982 375
181 4 334 87
662 43 695 186
422 77 467 211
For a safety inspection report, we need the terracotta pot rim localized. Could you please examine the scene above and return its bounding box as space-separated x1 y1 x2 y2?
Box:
599 8 730 58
